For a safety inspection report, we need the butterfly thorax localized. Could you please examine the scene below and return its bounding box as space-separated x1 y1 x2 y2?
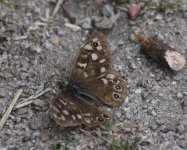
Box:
66 81 80 95
66 80 102 107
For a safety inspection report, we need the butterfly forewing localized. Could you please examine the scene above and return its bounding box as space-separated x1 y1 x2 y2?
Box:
70 31 126 107
70 31 112 83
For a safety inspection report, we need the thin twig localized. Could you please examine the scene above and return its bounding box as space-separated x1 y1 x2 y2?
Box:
15 88 51 109
51 0 64 18
0 89 23 130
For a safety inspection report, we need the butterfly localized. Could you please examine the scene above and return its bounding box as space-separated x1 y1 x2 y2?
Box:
49 31 127 128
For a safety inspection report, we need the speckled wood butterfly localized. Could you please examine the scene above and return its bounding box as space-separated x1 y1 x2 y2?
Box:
49 31 127 128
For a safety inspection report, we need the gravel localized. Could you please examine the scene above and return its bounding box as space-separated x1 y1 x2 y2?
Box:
0 0 187 150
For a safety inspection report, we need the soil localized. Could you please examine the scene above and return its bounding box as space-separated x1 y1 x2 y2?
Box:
0 0 187 150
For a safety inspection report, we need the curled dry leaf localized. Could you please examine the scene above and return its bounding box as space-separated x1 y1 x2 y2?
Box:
135 34 186 71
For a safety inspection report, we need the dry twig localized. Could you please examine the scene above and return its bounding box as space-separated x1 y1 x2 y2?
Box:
0 89 23 130
51 0 65 18
135 34 186 71
15 88 51 109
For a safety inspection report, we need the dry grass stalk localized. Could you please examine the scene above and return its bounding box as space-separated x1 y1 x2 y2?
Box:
0 89 23 130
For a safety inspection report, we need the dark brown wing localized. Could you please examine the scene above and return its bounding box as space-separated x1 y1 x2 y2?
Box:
81 69 127 107
70 31 112 82
69 31 127 107
49 90 112 128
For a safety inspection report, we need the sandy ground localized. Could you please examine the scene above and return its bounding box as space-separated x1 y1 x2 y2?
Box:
0 0 187 150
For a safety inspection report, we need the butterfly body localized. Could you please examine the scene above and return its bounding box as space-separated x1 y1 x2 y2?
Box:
50 31 127 128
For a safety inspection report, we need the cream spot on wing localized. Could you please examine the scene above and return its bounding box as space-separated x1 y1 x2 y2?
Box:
91 53 98 60
83 72 88 78
85 118 91 124
53 113 57 118
52 106 60 113
100 67 106 73
101 78 108 84
107 74 115 79
99 59 105 63
59 99 67 106
97 45 102 50
72 115 76 120
84 44 92 50
78 62 87 68
84 113 91 116
63 110 69 115
61 115 66 120
77 114 82 119
92 38 98 42
69 102 74 105
56 102 62 108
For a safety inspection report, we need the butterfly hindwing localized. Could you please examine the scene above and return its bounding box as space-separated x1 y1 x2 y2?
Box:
50 90 112 127
82 69 127 107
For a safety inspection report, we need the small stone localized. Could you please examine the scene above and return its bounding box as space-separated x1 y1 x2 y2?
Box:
116 111 121 118
15 117 22 123
79 17 92 29
8 147 19 150
0 88 5 98
57 29 65 36
92 17 114 30
183 12 187 18
33 99 45 108
20 72 29 80
135 88 141 94
181 100 187 113
33 131 40 137
30 45 42 53
125 112 131 119
160 125 172 133
130 33 136 42
22 136 31 142
128 3 143 20
141 92 149 101
183 92 187 96
129 62 137 70
177 125 185 134
177 140 187 149
154 14 163 21
41 133 49 141
177 92 183 99
117 40 124 46
142 104 148 110
29 121 41 130
64 23 82 31
50 34 59 46
155 117 167 125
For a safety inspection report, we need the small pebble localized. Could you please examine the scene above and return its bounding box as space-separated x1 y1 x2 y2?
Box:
117 40 124 46
0 88 5 98
22 136 31 142
177 92 183 99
